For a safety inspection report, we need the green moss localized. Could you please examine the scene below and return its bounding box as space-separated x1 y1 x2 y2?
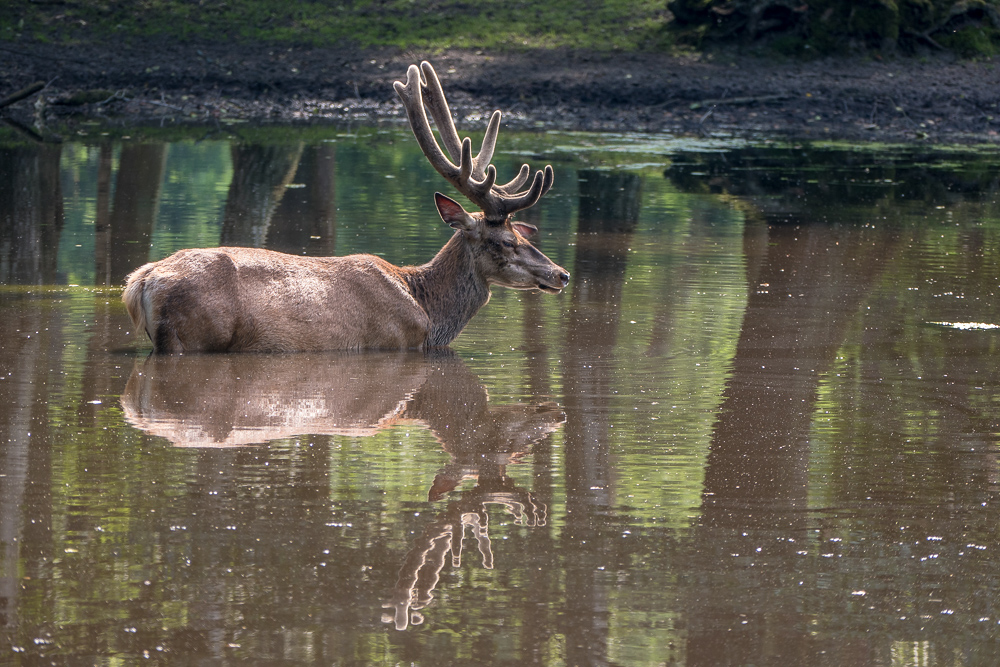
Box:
770 33 808 57
937 24 1000 57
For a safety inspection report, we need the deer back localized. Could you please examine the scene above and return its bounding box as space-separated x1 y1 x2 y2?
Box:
125 246 430 352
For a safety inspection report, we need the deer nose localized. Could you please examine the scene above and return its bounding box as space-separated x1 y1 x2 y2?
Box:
558 271 570 287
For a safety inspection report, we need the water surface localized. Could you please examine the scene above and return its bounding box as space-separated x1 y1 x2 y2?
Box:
2 127 1000 665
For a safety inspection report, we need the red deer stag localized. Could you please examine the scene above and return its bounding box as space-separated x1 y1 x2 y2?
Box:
122 61 568 353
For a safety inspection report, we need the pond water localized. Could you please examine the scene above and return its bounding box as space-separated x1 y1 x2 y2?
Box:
2 125 1000 665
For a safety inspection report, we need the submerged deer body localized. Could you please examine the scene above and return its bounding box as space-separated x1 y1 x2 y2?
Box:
123 61 568 353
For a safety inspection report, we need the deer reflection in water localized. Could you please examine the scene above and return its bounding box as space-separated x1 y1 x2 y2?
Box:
121 351 428 445
120 350 563 630
382 471 548 631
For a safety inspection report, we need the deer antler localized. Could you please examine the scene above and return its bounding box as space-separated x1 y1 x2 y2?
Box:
394 61 554 222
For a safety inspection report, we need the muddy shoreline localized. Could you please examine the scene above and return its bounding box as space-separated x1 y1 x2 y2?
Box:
3 40 1000 144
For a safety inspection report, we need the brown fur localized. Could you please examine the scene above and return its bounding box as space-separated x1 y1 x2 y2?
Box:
122 196 569 353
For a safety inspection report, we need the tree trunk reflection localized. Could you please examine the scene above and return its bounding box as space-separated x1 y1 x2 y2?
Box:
221 143 304 247
0 145 63 284
266 143 337 255
107 143 167 284
686 215 898 666
561 170 640 666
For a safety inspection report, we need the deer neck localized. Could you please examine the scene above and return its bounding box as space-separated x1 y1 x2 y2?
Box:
406 231 492 347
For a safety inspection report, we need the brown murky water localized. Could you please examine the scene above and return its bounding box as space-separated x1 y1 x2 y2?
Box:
2 128 1000 665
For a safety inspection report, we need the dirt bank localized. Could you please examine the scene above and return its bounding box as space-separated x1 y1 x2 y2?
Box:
2 40 1000 144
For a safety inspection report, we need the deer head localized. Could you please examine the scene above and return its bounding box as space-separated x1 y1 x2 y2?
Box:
395 61 569 295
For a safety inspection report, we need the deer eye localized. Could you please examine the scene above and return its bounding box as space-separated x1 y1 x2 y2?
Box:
501 239 516 249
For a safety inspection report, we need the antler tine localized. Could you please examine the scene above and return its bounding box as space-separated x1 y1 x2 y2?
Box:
472 110 501 181
393 65 460 182
495 164 531 196
458 138 499 201
422 63 500 186
397 61 555 221
459 137 474 183
398 63 494 213
495 165 555 219
480 162 498 193
541 164 555 195
418 61 464 164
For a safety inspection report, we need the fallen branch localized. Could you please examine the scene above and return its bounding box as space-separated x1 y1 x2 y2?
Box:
98 90 127 105
146 99 184 111
698 105 715 137
0 81 46 110
902 28 945 51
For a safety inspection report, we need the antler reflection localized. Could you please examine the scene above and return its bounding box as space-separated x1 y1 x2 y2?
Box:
383 475 546 631
382 388 561 630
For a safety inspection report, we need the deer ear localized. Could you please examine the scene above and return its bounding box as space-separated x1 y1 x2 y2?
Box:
434 193 476 231
512 222 538 237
